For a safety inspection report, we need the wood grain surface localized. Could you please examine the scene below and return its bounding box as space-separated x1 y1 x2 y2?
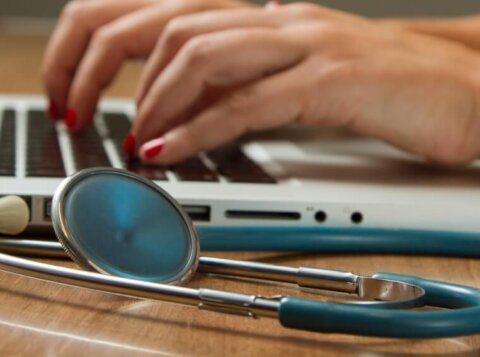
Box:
0 32 480 357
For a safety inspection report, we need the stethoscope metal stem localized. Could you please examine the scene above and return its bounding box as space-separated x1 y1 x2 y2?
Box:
0 238 66 258
4 238 480 337
198 256 359 293
0 251 280 318
0 238 423 306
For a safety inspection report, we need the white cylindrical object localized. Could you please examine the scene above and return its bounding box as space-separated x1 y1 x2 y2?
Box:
0 196 30 235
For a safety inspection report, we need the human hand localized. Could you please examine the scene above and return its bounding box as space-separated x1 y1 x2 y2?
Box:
132 3 480 165
41 0 252 129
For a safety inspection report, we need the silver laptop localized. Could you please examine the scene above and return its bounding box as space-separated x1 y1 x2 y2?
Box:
1 94 480 237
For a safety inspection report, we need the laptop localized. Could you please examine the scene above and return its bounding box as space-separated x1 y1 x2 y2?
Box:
1 94 480 239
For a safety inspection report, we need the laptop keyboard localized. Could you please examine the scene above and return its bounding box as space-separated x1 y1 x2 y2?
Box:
0 107 276 184
70 125 111 170
26 110 65 177
0 109 15 176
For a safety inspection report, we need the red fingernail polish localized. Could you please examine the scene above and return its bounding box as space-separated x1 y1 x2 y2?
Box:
122 133 136 157
143 138 165 158
64 108 76 129
48 100 59 119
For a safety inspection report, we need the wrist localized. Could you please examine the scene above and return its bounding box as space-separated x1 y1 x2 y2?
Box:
380 17 480 51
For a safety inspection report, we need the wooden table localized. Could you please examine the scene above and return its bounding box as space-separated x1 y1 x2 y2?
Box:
1 31 480 356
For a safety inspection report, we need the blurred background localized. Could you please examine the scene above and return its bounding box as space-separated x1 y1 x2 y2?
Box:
1 0 479 19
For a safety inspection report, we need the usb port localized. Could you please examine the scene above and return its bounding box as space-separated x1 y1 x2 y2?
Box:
44 198 53 220
182 205 211 222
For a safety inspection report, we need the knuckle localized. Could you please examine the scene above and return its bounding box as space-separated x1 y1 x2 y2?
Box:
162 17 192 49
181 36 215 66
60 0 89 22
288 2 324 18
90 26 119 51
308 25 358 59
164 16 189 41
315 24 347 43
225 89 257 114
326 61 359 79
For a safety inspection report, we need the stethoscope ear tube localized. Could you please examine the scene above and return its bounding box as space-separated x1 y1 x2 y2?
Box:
279 274 480 338
198 227 480 256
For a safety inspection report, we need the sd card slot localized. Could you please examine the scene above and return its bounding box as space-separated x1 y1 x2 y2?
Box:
225 210 300 221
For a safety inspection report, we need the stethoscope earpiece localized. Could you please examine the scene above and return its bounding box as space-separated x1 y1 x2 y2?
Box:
0 195 29 235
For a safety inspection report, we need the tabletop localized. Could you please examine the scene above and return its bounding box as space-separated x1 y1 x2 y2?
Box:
1 28 480 357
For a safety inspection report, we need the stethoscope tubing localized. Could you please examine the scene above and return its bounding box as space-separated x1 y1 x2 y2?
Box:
280 273 480 338
198 226 480 256
0 244 480 337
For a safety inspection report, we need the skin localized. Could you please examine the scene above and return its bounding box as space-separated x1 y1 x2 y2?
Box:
42 0 251 123
381 15 480 51
42 1 480 166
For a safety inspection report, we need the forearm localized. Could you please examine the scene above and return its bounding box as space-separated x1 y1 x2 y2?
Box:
381 16 480 50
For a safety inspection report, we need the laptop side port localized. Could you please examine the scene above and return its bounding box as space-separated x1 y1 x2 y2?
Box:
182 205 211 222
351 211 363 224
44 198 53 220
225 210 301 221
314 210 327 223
41 199 211 223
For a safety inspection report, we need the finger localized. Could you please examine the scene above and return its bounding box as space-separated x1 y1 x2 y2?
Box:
138 68 304 164
42 0 154 119
136 3 331 105
136 6 281 105
65 4 189 130
133 28 306 146
65 0 252 129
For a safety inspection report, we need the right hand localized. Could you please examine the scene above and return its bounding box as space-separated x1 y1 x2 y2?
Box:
130 3 480 166
41 0 252 129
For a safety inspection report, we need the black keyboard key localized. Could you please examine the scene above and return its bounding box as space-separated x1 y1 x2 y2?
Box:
208 145 276 183
103 112 131 140
127 160 167 180
103 112 131 164
171 157 218 182
26 110 66 177
0 167 14 176
70 126 111 170
0 109 15 176
27 168 69 177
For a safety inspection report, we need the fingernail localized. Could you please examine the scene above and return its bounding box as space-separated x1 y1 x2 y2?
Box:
143 138 165 159
64 108 76 129
122 132 136 157
47 99 59 119
265 0 282 9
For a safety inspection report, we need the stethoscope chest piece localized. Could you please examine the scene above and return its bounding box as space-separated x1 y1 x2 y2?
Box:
52 168 199 284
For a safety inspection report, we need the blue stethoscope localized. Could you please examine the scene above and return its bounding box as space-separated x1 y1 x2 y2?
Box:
0 167 480 338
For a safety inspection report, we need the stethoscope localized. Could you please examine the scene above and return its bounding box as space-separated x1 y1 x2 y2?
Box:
0 168 480 338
